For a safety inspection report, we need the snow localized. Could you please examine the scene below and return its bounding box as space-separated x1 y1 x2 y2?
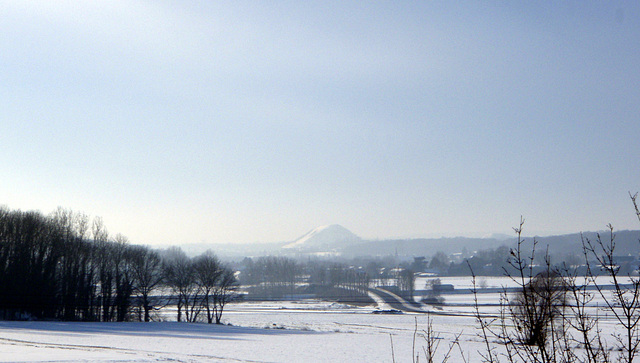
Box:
282 225 360 249
416 275 638 293
0 317 424 362
0 304 622 362
0 300 479 362
0 278 629 362
283 225 332 249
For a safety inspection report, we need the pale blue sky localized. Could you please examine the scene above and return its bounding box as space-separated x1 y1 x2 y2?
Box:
1 1 639 245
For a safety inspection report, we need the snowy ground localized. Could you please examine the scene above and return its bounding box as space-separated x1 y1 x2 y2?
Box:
0 304 473 362
0 276 627 362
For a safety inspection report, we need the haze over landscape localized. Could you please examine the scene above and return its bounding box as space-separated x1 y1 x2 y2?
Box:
2 1 639 246
4 3 640 362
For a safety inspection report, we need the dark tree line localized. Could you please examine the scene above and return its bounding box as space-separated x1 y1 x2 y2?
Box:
308 261 371 302
0 206 235 323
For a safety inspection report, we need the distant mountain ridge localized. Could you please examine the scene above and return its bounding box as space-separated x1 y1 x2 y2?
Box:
179 227 640 260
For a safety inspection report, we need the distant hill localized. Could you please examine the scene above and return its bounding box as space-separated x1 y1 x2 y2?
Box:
180 241 287 258
340 230 640 258
527 230 640 256
340 237 510 258
282 224 361 251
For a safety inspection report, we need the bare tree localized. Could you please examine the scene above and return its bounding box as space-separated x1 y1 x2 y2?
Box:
193 250 222 324
560 263 611 363
467 194 640 363
418 314 465 363
510 269 566 348
93 217 115 322
470 218 568 363
163 247 198 322
424 278 445 305
468 265 498 363
397 268 415 300
213 267 237 324
582 223 640 363
130 245 163 322
113 235 134 322
243 256 299 300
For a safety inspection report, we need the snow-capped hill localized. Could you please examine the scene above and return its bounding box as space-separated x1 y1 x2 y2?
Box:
282 225 361 250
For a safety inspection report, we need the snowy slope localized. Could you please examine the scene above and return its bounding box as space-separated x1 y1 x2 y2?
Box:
282 224 361 250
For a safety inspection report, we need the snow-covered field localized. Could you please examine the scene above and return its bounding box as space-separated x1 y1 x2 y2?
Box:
1 303 473 362
0 276 626 362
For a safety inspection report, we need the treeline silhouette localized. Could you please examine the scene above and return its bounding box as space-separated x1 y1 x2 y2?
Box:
239 256 415 303
0 206 235 323
240 256 373 303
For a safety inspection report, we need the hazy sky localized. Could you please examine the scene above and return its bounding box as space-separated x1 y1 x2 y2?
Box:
2 1 639 245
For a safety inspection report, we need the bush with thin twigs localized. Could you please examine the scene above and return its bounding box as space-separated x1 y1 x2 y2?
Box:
467 192 640 363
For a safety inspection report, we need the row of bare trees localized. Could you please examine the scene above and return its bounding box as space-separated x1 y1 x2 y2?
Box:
163 247 236 324
241 256 300 299
240 257 372 303
0 206 235 324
